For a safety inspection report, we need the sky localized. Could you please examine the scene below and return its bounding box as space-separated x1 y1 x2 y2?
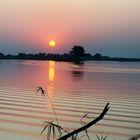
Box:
0 0 140 57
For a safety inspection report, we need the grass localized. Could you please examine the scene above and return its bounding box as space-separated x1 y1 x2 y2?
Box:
40 121 67 140
96 134 108 140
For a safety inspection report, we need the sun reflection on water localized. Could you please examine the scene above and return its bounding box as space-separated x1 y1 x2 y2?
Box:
49 61 55 81
46 61 55 110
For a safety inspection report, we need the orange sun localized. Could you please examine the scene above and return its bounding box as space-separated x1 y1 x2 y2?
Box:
49 40 56 47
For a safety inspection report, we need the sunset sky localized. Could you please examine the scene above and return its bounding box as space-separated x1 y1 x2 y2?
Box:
0 0 140 57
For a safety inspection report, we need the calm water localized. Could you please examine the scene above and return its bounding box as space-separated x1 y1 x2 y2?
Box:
0 60 140 140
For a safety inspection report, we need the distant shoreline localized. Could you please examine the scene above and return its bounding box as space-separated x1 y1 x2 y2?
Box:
0 57 140 62
0 52 140 62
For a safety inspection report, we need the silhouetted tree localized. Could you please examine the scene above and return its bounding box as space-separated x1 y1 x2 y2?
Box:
94 53 102 60
38 53 46 57
70 46 85 58
0 52 4 58
17 53 27 57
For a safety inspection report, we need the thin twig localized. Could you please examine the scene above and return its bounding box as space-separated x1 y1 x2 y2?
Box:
37 87 59 125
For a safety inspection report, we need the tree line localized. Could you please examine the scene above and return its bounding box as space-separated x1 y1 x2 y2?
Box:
0 45 140 61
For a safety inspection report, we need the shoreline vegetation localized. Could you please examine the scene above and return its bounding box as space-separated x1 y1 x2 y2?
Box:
0 53 140 62
0 46 140 62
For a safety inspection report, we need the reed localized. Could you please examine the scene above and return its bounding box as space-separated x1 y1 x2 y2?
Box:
37 87 59 125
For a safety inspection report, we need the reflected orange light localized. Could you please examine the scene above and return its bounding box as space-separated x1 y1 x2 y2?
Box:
47 61 55 110
49 61 55 81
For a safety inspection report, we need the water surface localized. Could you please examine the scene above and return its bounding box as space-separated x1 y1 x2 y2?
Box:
0 60 140 140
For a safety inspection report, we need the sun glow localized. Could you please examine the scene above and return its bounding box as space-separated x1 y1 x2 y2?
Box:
49 40 56 47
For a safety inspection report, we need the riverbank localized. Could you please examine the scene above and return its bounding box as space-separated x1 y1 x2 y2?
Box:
0 53 140 62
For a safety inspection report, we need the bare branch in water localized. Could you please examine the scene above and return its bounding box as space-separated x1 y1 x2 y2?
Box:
58 103 110 140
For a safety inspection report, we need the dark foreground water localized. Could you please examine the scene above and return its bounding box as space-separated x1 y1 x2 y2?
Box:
0 60 140 140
